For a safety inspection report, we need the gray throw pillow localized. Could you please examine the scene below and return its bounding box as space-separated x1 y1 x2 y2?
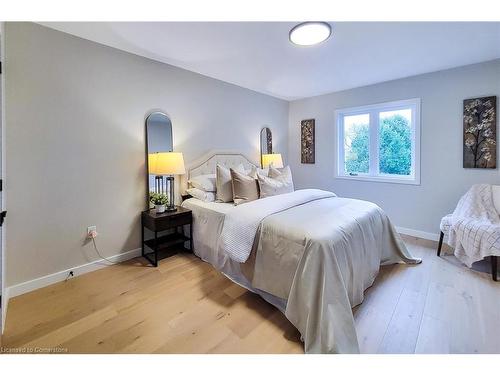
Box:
231 168 259 206
216 164 244 202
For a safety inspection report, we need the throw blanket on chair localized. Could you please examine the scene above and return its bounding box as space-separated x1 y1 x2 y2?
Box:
441 184 500 267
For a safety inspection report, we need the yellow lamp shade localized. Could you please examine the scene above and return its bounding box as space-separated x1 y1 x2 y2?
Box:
148 152 186 175
262 153 283 169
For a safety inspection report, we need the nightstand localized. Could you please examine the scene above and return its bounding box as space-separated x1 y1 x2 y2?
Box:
141 206 193 267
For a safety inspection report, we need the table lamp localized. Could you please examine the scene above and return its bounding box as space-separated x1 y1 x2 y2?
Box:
261 153 283 169
148 152 186 212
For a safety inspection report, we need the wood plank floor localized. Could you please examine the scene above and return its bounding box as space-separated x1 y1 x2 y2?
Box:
2 237 500 354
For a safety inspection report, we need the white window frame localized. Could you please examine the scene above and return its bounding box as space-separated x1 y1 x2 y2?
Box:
335 98 421 185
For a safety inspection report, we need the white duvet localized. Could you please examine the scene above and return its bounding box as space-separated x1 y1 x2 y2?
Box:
217 188 420 353
219 189 336 262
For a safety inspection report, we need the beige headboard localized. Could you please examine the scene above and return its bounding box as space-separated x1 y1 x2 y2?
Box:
180 150 258 194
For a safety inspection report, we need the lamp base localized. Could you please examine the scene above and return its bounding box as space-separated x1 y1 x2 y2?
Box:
166 176 176 213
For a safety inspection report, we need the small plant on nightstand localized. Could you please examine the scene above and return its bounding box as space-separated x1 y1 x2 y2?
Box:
150 192 169 214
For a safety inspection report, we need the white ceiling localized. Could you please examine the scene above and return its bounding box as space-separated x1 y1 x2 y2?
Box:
40 22 500 101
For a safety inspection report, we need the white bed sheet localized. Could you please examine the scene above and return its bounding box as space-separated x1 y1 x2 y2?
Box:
181 198 287 312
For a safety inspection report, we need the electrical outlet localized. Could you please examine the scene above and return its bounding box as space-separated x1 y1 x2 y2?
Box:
87 226 97 236
65 270 74 282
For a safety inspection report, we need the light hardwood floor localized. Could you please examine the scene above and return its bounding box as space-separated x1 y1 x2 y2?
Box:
2 237 500 354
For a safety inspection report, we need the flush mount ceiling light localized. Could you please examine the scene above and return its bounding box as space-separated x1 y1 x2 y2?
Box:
289 22 332 46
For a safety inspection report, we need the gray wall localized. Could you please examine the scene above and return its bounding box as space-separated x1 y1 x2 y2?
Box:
5 22 500 288
4 23 288 286
289 59 500 235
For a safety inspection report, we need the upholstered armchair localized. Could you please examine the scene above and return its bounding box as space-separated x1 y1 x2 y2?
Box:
437 184 500 281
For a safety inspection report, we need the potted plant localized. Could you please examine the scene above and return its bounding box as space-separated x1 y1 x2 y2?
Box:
150 192 169 214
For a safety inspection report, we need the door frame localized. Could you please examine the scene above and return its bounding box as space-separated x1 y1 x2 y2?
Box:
1 21 6 334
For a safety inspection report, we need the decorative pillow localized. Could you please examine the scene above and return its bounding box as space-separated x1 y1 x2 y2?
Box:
268 165 294 188
231 168 260 206
186 188 216 203
243 166 269 178
258 166 294 198
257 175 294 198
189 174 216 192
492 185 500 215
216 164 245 202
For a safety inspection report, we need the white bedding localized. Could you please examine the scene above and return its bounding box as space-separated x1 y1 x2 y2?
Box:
181 198 287 311
219 189 420 353
219 189 336 262
183 190 420 353
182 199 234 214
181 198 233 268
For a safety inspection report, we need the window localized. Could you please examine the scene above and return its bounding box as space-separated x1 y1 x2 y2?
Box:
335 98 420 185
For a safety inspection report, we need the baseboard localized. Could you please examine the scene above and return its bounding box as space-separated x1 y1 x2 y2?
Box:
396 226 439 242
6 248 142 299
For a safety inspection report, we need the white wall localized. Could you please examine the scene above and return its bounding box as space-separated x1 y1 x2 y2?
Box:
288 59 500 236
4 22 288 287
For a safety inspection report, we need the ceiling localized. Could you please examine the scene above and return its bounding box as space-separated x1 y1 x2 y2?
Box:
40 22 500 101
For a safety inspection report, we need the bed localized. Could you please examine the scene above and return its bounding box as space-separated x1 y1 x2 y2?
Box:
180 150 421 354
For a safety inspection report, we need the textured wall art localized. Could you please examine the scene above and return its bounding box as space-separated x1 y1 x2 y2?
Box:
463 96 497 169
301 119 315 164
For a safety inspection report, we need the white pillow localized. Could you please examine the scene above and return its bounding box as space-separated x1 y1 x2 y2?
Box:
257 166 294 198
245 166 269 178
216 164 245 202
492 185 500 215
189 174 216 192
186 188 216 203
258 175 294 198
268 165 294 189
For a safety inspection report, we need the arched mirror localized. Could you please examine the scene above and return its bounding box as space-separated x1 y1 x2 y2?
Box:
145 111 173 207
260 127 272 167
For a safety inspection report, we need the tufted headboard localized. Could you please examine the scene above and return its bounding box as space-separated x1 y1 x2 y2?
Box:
180 150 258 194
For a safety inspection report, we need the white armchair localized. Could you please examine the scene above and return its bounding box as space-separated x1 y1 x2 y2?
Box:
437 185 500 281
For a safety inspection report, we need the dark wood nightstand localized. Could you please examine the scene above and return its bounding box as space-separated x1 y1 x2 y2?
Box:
141 206 193 267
